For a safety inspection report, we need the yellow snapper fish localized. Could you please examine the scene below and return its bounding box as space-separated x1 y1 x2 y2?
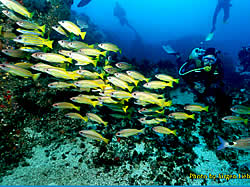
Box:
153 126 177 136
2 9 22 21
126 70 150 82
19 46 41 53
58 40 71 49
1 49 25 58
222 116 248 125
68 41 94 50
48 81 77 88
0 64 40 81
107 76 134 92
30 63 65 73
132 92 170 107
114 73 139 86
143 81 173 89
116 128 145 138
115 62 132 70
65 112 88 122
0 0 34 18
231 105 250 115
98 42 121 53
58 20 86 40
58 50 72 57
168 112 195 120
16 28 44 37
103 103 128 113
52 25 68 37
14 62 33 69
68 52 97 67
104 67 120 74
98 96 119 104
155 74 179 84
79 130 109 144
52 102 80 111
138 107 165 115
74 80 105 89
78 48 107 57
13 34 53 49
77 94 99 100
184 104 209 112
75 69 104 79
86 113 108 126
31 52 72 64
70 96 99 107
16 20 45 33
139 117 167 125
110 90 132 100
44 68 80 80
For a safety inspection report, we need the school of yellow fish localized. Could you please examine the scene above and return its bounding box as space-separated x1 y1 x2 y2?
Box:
0 0 249 146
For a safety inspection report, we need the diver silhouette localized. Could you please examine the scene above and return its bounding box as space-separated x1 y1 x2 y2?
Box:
77 0 92 7
205 0 232 41
113 2 138 35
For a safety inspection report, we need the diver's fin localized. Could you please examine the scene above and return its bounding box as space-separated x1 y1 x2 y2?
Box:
162 45 177 55
205 32 214 42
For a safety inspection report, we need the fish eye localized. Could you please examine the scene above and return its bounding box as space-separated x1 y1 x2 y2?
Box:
55 25 58 28
229 142 234 145
17 36 22 40
117 132 120 135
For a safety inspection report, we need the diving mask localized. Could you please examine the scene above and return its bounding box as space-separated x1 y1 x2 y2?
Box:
202 55 217 66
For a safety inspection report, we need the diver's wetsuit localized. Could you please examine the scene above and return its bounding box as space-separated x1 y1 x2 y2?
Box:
238 47 250 72
211 0 232 33
178 52 231 114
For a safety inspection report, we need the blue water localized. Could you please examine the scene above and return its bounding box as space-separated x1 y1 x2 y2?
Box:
72 0 250 63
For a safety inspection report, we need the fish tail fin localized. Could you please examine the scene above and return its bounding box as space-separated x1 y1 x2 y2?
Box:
71 83 77 88
102 51 107 57
99 71 105 79
119 48 122 54
92 101 99 108
134 80 140 86
29 11 35 19
88 44 95 48
164 100 172 107
105 59 109 65
67 58 73 64
82 116 88 122
140 128 146 134
122 106 128 113
128 85 134 92
172 129 177 136
217 136 227 150
80 31 86 40
103 138 109 144
175 78 179 84
204 106 209 112
32 73 41 81
190 114 195 120
92 60 98 67
103 121 108 127
157 110 165 115
168 81 174 88
75 106 80 111
40 24 46 33
244 118 248 125
145 78 150 82
46 40 54 49
163 118 167 122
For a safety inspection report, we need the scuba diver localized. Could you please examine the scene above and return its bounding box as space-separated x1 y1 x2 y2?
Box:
205 0 232 41
238 46 250 73
162 45 231 113
77 0 92 7
113 2 137 34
